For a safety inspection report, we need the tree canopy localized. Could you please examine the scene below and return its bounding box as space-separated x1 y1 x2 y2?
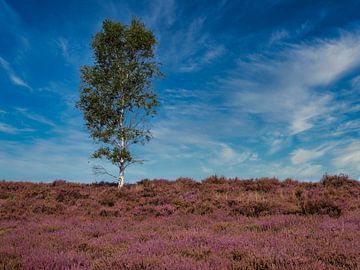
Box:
77 18 162 187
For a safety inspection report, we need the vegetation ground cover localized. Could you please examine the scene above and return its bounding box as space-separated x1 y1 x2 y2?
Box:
0 175 359 269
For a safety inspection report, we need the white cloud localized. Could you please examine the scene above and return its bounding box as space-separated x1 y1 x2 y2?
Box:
180 45 226 72
145 0 176 28
291 148 326 165
0 56 10 70
269 29 289 45
246 161 324 180
0 128 100 181
217 143 254 165
57 37 69 60
330 119 360 137
225 31 360 137
0 56 31 90
332 141 360 173
161 16 225 72
290 95 333 134
9 73 30 88
0 122 34 134
351 75 360 89
16 108 56 127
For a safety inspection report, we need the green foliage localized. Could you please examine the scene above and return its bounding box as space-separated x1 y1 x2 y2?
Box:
77 17 161 172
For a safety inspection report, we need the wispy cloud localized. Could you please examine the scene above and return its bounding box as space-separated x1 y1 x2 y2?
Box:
162 16 225 72
224 31 360 137
291 147 327 165
0 129 96 181
16 108 56 127
269 29 289 45
179 45 226 72
56 37 70 61
0 122 34 134
144 0 177 28
0 56 32 90
332 141 360 175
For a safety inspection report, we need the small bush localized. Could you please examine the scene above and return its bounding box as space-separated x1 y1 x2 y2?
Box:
230 201 271 217
91 181 118 187
133 204 175 217
321 174 352 188
186 201 214 215
0 253 21 270
56 189 89 203
243 178 280 193
99 197 115 207
202 175 228 184
180 248 211 261
301 198 342 217
99 209 119 217
231 250 246 262
32 203 64 215
175 177 199 187
51 179 67 186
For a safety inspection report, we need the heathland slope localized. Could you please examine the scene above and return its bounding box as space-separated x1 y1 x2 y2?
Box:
0 175 359 269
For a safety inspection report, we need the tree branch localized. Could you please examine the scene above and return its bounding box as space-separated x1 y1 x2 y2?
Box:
92 165 118 179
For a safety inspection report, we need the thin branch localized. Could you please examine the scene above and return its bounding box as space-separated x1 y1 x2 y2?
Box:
124 159 146 169
92 165 118 179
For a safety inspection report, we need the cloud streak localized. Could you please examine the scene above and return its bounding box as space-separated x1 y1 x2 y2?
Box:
0 56 32 90
224 31 360 136
0 122 34 134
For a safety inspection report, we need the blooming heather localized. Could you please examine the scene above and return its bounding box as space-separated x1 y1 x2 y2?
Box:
0 175 359 269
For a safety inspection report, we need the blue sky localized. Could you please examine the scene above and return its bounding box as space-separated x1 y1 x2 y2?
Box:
0 0 360 183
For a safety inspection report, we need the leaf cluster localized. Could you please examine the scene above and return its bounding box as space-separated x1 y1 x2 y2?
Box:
77 18 162 167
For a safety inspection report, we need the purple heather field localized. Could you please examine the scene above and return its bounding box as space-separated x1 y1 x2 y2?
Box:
0 175 360 270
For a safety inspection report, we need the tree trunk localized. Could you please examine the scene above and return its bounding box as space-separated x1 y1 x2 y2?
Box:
118 104 125 189
118 162 124 189
118 73 127 189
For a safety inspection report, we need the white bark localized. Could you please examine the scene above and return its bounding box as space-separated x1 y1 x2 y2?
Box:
119 106 125 189
118 71 127 189
118 174 124 188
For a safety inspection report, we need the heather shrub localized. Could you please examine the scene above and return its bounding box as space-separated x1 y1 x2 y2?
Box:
175 177 199 187
230 200 272 217
51 179 67 186
281 178 299 186
56 189 88 203
0 192 14 200
321 253 358 269
152 204 176 216
146 195 170 206
26 190 47 200
99 197 116 207
151 179 171 185
133 204 175 217
213 222 231 233
141 185 156 198
99 209 119 217
300 197 342 217
91 181 118 187
1 177 359 270
180 248 211 261
321 173 348 187
243 178 280 193
0 252 21 270
230 250 247 262
32 203 64 215
202 175 228 184
186 201 215 215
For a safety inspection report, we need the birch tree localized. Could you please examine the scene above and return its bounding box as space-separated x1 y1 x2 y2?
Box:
77 18 161 188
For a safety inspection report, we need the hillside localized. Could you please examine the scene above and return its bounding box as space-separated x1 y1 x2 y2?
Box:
1 175 360 269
